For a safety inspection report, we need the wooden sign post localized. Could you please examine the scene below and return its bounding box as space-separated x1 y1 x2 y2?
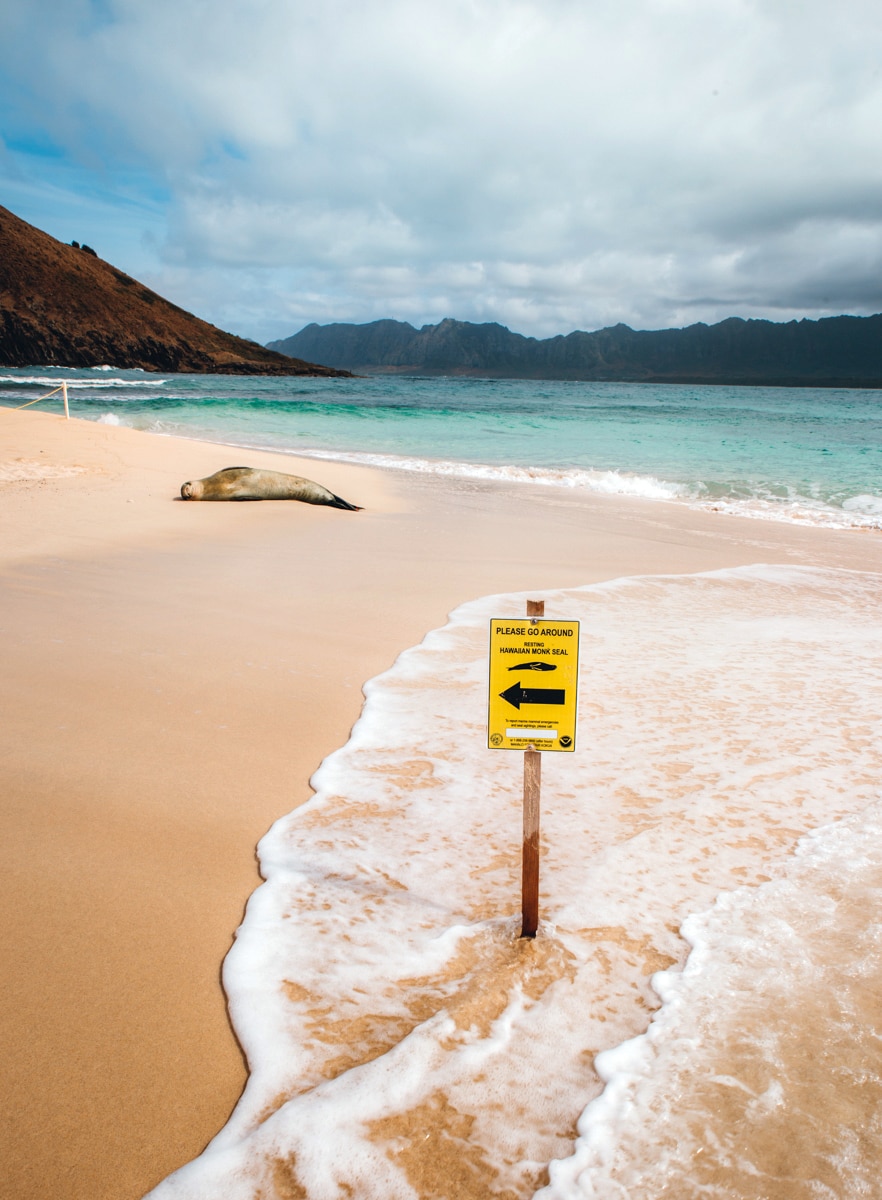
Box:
521 599 544 937
521 749 542 937
487 599 579 940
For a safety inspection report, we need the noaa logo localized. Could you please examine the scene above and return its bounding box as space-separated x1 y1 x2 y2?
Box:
559 735 573 747
490 733 504 746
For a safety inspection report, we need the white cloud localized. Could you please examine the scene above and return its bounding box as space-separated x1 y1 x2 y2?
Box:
3 0 882 337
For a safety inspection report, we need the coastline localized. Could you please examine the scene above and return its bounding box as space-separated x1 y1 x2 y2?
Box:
2 406 880 1200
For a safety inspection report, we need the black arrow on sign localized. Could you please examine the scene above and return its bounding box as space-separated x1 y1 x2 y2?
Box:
499 682 566 710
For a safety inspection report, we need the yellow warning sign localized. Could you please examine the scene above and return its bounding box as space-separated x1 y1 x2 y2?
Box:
487 618 580 752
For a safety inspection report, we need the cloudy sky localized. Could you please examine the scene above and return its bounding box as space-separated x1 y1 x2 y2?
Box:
3 0 882 342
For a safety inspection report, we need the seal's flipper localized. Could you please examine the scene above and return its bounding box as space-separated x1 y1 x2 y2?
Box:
328 493 364 511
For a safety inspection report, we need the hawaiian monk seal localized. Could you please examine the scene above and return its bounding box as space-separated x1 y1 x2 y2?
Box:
180 466 362 510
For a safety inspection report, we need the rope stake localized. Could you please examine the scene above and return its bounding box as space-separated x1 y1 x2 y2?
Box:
9 383 71 418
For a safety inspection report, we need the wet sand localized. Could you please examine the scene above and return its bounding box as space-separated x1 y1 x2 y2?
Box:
1 405 880 1200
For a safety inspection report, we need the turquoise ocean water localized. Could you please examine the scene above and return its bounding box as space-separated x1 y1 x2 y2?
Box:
2 367 880 528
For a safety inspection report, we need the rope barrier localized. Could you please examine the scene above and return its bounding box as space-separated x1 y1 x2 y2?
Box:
11 386 63 409
9 382 70 418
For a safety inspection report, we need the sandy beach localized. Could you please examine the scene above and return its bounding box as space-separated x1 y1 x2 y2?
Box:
2 404 880 1200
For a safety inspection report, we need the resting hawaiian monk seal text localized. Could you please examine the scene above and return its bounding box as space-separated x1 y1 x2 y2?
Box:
180 466 363 510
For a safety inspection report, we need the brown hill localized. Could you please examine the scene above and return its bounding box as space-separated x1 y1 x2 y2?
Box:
0 205 347 375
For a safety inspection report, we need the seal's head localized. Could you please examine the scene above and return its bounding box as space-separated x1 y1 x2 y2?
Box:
180 479 204 500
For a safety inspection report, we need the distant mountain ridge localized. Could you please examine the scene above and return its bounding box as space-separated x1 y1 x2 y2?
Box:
0 205 346 376
268 314 882 386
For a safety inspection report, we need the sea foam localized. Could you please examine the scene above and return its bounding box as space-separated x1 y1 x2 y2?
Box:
0 374 166 388
540 801 882 1199
148 565 882 1199
285 448 688 502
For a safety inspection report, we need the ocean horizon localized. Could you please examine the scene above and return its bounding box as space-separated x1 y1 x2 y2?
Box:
2 367 880 530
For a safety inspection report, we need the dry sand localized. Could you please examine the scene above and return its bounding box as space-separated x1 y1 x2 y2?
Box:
1 405 879 1200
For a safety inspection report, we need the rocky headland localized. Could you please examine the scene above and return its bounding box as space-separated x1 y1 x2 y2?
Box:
0 205 347 376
